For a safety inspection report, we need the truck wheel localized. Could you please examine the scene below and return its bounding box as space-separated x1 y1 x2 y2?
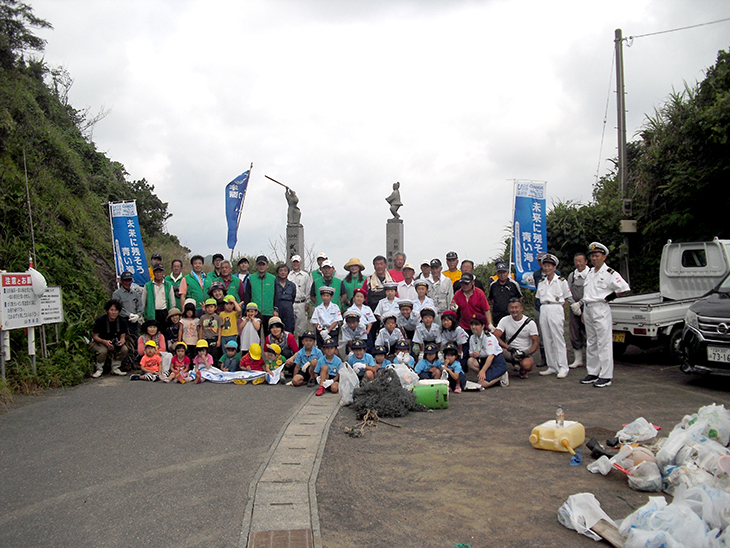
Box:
664 326 683 363
613 341 628 358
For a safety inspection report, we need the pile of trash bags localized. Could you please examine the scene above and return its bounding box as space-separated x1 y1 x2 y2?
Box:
560 404 730 547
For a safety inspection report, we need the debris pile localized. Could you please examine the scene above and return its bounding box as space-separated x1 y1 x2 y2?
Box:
351 369 425 418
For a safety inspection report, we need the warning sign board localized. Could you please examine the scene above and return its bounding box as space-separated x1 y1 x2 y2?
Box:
40 286 64 325
1 273 42 330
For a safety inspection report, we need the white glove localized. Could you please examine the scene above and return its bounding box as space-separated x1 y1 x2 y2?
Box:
570 302 582 316
488 323 496 333
128 313 139 323
301 361 311 373
320 329 330 340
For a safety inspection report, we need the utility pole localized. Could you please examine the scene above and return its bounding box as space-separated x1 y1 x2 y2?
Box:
615 28 634 284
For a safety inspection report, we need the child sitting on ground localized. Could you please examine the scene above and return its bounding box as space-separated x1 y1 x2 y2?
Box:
265 317 298 360
239 302 261 354
192 339 214 383
412 306 442 358
219 295 241 349
396 300 418 343
392 340 415 368
264 343 285 383
414 343 443 380
239 343 266 385
467 313 508 389
166 342 190 383
374 312 404 358
132 340 162 381
219 340 241 372
287 331 323 387
314 338 341 396
442 342 466 394
347 339 376 381
340 311 367 356
371 345 391 371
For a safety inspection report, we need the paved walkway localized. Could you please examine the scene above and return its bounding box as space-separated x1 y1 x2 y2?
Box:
240 392 341 548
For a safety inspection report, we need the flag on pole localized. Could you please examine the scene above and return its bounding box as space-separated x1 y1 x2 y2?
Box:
225 170 250 250
512 181 547 289
110 201 150 286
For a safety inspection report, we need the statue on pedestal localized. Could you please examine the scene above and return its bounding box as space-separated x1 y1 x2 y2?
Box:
385 181 402 220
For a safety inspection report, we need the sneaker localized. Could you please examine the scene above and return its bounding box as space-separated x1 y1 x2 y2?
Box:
593 377 612 388
539 369 555 376
130 374 141 381
111 367 126 376
556 371 568 379
500 372 509 387
580 374 599 384
91 369 103 378
315 385 325 396
454 385 462 394
307 378 317 388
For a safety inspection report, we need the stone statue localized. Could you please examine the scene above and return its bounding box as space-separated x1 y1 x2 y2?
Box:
385 181 402 220
286 187 302 226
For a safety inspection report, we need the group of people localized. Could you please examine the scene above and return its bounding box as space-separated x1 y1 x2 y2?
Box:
91 242 629 391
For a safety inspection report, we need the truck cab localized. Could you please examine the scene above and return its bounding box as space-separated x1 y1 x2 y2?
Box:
610 239 730 360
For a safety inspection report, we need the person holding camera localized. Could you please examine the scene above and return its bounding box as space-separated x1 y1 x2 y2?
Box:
493 298 539 379
90 299 129 378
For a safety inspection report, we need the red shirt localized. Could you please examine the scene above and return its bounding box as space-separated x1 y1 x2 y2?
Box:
240 354 265 371
388 269 405 283
452 287 490 330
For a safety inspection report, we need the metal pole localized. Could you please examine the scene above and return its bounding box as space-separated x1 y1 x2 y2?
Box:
28 327 36 375
22 148 38 267
615 28 631 284
1 329 5 382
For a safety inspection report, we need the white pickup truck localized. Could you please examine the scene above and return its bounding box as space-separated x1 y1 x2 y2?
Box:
610 239 730 360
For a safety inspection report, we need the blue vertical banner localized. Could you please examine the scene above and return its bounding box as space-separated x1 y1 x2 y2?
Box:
226 170 250 250
512 181 547 289
110 201 150 286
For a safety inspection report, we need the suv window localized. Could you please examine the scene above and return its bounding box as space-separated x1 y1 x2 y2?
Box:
682 249 707 268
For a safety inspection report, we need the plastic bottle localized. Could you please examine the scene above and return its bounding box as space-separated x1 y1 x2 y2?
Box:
556 405 565 428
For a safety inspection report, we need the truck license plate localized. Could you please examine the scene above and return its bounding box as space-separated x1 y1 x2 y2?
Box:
612 332 626 343
707 346 730 363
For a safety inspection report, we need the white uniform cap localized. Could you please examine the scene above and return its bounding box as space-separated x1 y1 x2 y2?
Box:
290 255 302 262
588 242 609 256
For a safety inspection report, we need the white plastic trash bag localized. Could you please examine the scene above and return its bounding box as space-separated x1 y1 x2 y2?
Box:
338 363 359 407
557 493 617 541
618 417 658 443
587 455 613 475
628 461 663 492
393 362 419 390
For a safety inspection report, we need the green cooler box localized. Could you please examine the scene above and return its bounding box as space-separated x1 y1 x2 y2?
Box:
413 380 449 409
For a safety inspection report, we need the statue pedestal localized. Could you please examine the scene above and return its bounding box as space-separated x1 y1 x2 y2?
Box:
386 219 404 269
286 224 304 262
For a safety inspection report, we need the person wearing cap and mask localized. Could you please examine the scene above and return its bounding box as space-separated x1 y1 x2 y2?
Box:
577 242 630 388
443 251 462 284
310 259 341 307
141 264 176 325
534 254 572 379
451 272 492 335
488 260 523 326
112 271 144 339
388 252 407 282
245 255 276 335
288 255 312 339
427 258 454 323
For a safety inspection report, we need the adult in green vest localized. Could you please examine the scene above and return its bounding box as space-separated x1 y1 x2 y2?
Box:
245 255 276 335
340 257 366 311
166 259 185 310
204 260 241 301
141 264 176 325
178 255 207 315
310 260 341 307
310 252 328 287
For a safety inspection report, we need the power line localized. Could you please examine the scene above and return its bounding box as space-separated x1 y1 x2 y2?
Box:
628 16 730 40
595 49 616 185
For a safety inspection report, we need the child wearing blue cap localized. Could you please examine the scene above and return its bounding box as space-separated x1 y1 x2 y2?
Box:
219 340 242 372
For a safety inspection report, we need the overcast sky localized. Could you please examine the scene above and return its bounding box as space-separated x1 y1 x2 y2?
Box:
32 0 730 273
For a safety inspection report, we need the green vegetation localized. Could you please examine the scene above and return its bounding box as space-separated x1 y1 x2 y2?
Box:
0 1 188 396
547 49 730 292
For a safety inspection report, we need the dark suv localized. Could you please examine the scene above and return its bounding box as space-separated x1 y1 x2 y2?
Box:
681 272 730 376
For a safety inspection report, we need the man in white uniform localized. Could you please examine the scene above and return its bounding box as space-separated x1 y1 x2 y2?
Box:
576 242 630 388
534 254 572 379
288 255 312 340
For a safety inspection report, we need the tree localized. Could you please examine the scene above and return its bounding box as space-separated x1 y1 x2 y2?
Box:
0 0 52 69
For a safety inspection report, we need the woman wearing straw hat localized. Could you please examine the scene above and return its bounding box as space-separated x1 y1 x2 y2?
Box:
340 257 366 310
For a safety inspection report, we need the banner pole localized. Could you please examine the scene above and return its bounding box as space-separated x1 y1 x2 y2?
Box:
230 163 253 262
510 180 517 277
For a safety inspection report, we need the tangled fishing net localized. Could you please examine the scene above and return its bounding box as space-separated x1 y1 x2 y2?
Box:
351 369 425 418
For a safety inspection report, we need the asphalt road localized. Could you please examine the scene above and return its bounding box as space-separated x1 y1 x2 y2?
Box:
316 348 730 548
0 377 309 548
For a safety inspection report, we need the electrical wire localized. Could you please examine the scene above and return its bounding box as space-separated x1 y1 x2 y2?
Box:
628 16 730 40
595 49 615 185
